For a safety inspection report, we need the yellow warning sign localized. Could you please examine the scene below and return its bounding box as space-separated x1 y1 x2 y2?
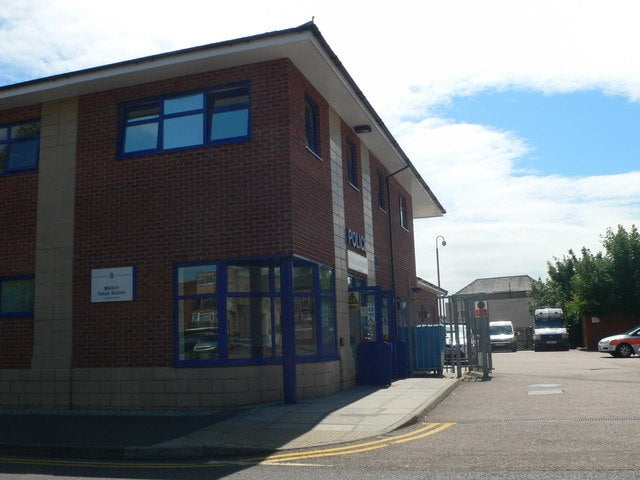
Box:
348 293 360 310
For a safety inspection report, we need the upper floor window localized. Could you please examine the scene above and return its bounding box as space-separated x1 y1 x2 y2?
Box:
346 139 358 188
399 195 409 230
377 170 386 211
120 83 250 156
304 96 319 155
0 275 34 317
0 120 40 174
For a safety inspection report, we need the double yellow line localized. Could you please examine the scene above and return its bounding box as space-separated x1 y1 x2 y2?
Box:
259 422 456 464
0 422 455 469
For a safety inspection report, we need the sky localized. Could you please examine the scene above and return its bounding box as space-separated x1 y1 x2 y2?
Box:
1 0 639 293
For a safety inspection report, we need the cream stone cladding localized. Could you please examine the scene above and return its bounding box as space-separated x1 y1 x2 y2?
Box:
329 108 376 390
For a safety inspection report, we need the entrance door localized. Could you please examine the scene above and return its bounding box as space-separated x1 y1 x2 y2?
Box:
348 286 398 380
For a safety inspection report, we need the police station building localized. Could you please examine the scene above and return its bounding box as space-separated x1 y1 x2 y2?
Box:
0 23 444 410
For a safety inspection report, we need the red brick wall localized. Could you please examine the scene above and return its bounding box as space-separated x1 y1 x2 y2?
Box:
73 59 341 367
73 60 294 367
287 65 334 266
582 312 640 350
0 104 40 367
369 156 417 297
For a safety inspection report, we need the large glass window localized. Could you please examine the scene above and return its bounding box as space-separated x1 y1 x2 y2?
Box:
121 83 250 156
0 276 35 317
0 120 40 174
227 263 280 360
174 257 335 366
294 263 336 357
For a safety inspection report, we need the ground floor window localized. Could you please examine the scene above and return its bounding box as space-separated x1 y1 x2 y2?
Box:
0 275 34 317
175 256 336 366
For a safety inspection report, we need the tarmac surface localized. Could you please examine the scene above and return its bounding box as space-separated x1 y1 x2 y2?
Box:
0 375 461 461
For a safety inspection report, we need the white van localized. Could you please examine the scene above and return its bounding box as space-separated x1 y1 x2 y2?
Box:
489 320 517 352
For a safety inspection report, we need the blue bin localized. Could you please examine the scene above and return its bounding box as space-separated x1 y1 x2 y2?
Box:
414 324 445 375
356 341 392 386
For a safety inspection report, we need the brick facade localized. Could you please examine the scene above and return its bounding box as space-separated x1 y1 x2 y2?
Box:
0 25 442 410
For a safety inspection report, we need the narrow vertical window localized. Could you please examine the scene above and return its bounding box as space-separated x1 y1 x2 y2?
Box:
377 170 386 210
346 139 358 188
304 97 319 155
399 195 409 230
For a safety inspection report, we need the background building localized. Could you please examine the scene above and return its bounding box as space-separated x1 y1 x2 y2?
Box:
454 275 534 330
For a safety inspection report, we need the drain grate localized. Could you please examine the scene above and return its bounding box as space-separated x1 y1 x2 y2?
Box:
528 388 564 395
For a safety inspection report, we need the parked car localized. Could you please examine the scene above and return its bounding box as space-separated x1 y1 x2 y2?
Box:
489 320 518 352
598 326 640 357
182 330 218 360
444 324 471 364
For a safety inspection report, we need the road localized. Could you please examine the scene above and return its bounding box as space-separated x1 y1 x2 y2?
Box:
1 349 639 479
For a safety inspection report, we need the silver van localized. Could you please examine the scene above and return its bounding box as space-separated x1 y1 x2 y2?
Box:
489 320 517 352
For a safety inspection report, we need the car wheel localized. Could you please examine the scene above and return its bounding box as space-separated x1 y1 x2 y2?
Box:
616 343 633 358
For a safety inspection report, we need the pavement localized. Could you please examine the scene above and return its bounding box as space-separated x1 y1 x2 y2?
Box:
0 374 461 461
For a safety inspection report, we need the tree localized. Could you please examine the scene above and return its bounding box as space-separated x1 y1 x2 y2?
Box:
531 225 640 320
601 225 640 315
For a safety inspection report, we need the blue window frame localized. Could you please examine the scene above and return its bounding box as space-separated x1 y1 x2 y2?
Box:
304 96 319 155
120 83 250 156
346 138 358 188
0 275 35 317
0 119 40 174
174 256 336 366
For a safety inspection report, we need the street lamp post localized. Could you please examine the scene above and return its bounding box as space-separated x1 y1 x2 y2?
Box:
435 235 446 288
435 235 446 320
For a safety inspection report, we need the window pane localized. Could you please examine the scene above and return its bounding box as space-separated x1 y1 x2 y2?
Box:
210 109 248 141
321 297 336 355
319 267 333 294
177 265 216 296
0 127 7 141
305 99 318 152
0 144 6 172
163 113 203 149
295 297 317 355
210 88 249 108
11 122 40 139
164 94 203 115
124 123 158 152
273 298 282 356
227 297 272 359
178 299 218 361
7 139 38 171
294 266 314 292
127 105 159 122
227 265 269 293
1 278 34 314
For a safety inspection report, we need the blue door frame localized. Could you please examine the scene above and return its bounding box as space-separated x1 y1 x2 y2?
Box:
349 286 399 378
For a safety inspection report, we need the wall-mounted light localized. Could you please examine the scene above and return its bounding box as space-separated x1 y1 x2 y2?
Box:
353 124 372 134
